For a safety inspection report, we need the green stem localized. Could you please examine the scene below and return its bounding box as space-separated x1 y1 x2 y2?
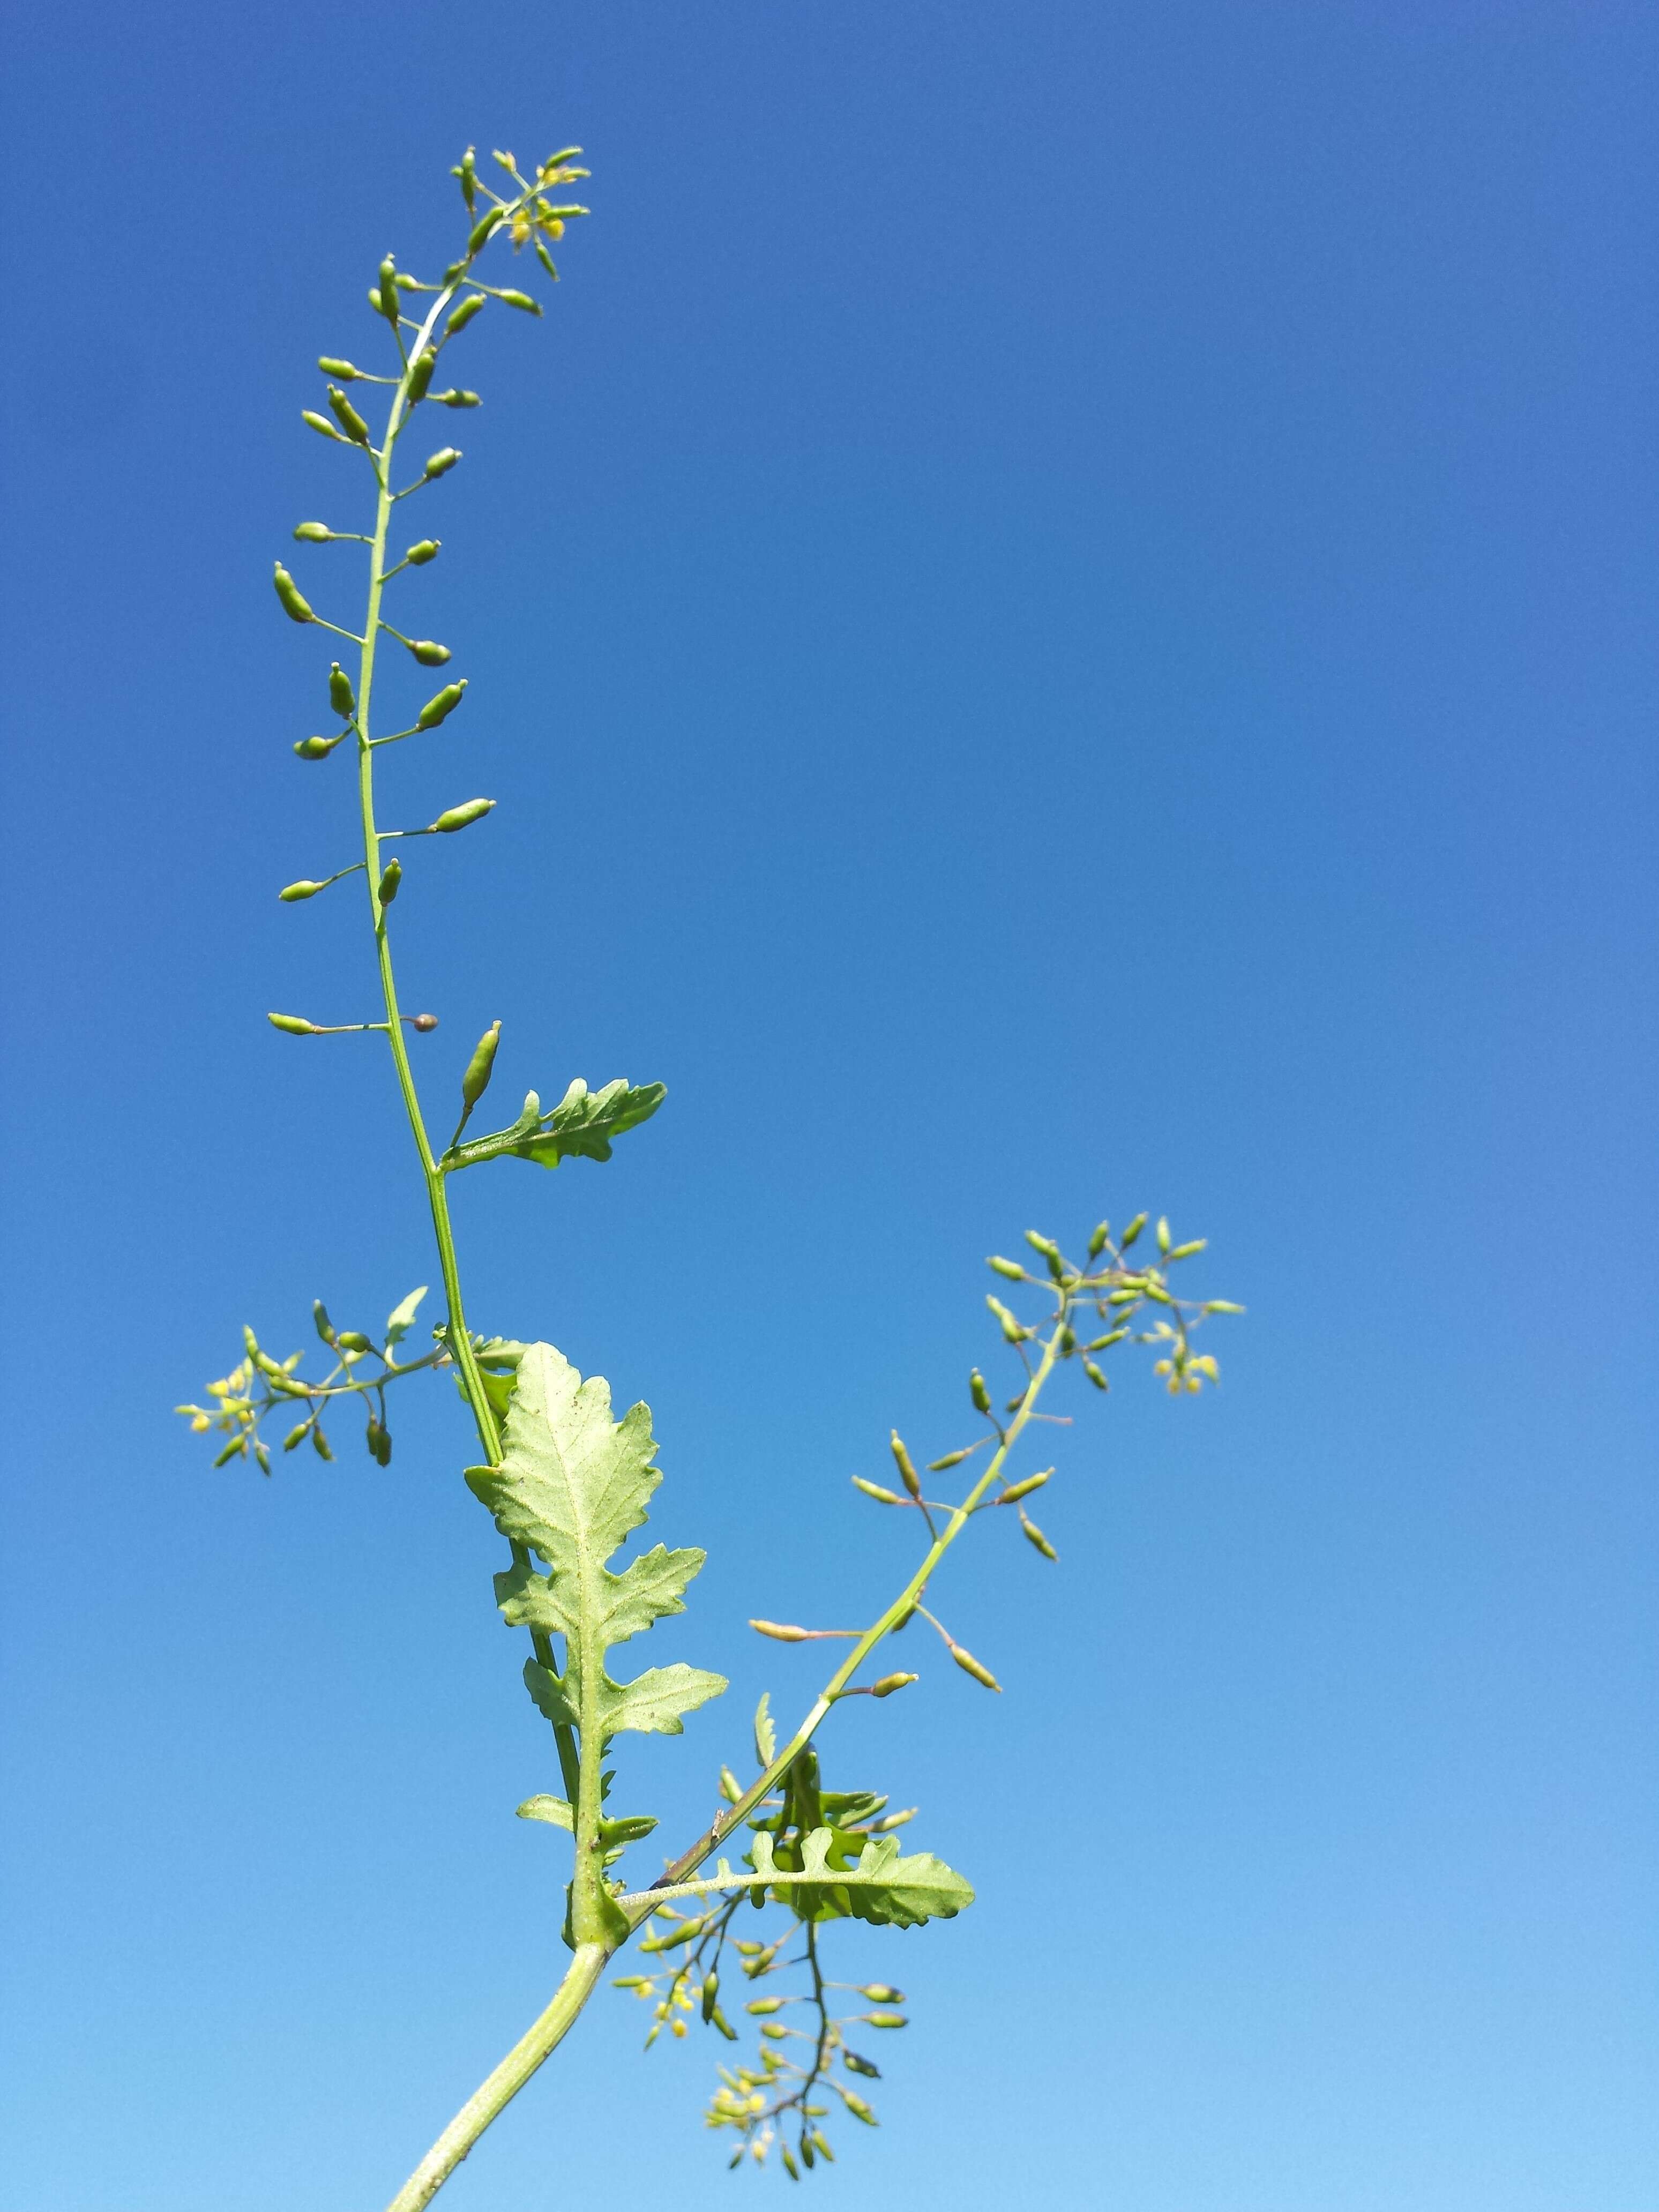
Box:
381 1944 608 2212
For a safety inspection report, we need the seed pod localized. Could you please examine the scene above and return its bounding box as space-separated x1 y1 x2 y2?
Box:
863 2012 907 2030
496 287 542 315
799 2135 816 2171
851 1476 903 1505
1085 1328 1127 1351
406 346 437 403
278 879 328 902
267 1012 317 1035
293 734 345 760
780 2149 799 2180
1204 1299 1246 1316
466 209 502 255
988 1254 1026 1281
272 564 313 623
431 796 494 832
1169 1238 1207 1260
336 1331 371 1354
416 679 467 729
423 446 461 479
843 2051 880 2079
377 257 400 323
988 1296 1029 1343
701 1973 720 2022
858 1984 904 2002
1024 1229 1059 1259
313 1300 336 1343
841 2092 877 2126
325 662 355 719
434 387 481 407
746 1996 785 2015
405 539 440 566
377 858 401 906
311 1421 334 1461
317 356 359 379
1088 1220 1110 1257
460 1019 501 1110
302 409 347 440
446 292 487 335
535 236 559 281
453 146 477 212
281 1422 311 1452
927 1446 970 1470
1020 1513 1059 1560
889 1432 922 1499
998 1469 1051 1503
1157 1215 1172 1254
293 521 333 542
950 1642 1002 1692
1083 1359 1109 1391
409 639 452 666
810 2131 834 2162
411 1013 439 1032
326 384 371 444
749 1619 809 1642
1120 1211 1148 1248
869 1672 917 1698
718 1765 743 1803
969 1368 990 1414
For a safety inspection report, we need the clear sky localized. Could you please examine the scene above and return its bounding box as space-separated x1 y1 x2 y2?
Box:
2 4 1654 2209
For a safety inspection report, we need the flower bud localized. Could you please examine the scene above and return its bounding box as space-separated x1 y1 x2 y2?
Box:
446 292 487 335
302 409 348 441
411 1013 439 1032
409 639 452 666
423 446 461 479
267 1012 318 1035
329 662 356 718
888 1432 921 1499
851 1476 903 1505
279 879 328 902
431 797 494 832
293 734 345 759
969 1369 990 1414
293 521 333 542
496 287 542 315
460 1019 501 1110
950 1642 1002 1692
327 384 371 444
405 539 440 565
318 356 360 379
377 858 402 906
433 388 481 407
869 1672 917 1698
748 1619 809 1642
416 679 467 729
272 564 313 623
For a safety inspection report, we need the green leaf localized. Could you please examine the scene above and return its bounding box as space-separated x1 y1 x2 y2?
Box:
749 1827 973 1929
385 1286 428 1346
517 1792 574 1828
753 1691 776 1769
443 1077 666 1173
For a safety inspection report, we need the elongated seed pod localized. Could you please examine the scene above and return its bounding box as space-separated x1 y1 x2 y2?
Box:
433 388 481 407
409 638 451 666
405 539 440 565
328 662 356 718
858 1984 904 2002
1088 1220 1110 1257
460 1019 501 1110
748 1619 809 1642
969 1368 990 1414
745 1997 785 2015
863 2013 907 2030
318 355 359 379
327 385 371 444
842 2093 877 2125
293 520 333 542
1083 1359 1110 1390
950 1642 1002 1692
446 292 487 336
1120 1211 1148 1247
998 1469 1051 1503
302 409 347 440
279 879 328 902
267 1012 317 1035
377 257 400 323
416 679 467 729
843 2051 880 2078
496 287 542 315
431 797 494 832
466 209 502 254
988 1254 1025 1280
1020 1513 1059 1560
889 1432 922 1499
293 734 344 759
273 564 313 623
377 858 401 906
869 1672 917 1698
851 1476 903 1505
423 446 461 479
927 1446 971 1470
407 347 437 402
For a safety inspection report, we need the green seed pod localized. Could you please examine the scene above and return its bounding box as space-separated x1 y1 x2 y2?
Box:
780 2148 799 2180
863 2012 907 2030
313 1300 336 1343
718 1765 742 1803
1083 1359 1109 1391
293 734 345 760
241 1324 260 1357
272 564 313 623
327 384 371 444
1020 1513 1059 1560
278 879 328 902
1157 1215 1172 1254
988 1296 1030 1343
843 2051 880 2078
988 1254 1026 1281
858 1984 904 2003
969 1368 990 1414
328 662 356 718
700 1972 720 2022
1085 1327 1129 1351
311 1421 334 1461
317 356 360 379
452 146 477 212
405 538 440 566
431 796 494 832
810 2131 834 2162
377 256 400 323
282 1422 311 1452
749 1618 809 1642
423 446 462 479
1204 1299 1246 1315
851 1476 903 1505
1169 1238 1208 1260
302 409 347 441
1120 1211 1148 1248
267 1012 317 1035
416 679 467 729
535 236 559 281
1088 1220 1110 1257
927 1446 971 1470
460 1019 501 1110
999 1469 1051 1503
466 208 502 255
950 1642 1002 1692
377 858 402 906
407 347 437 403
409 639 452 666
842 2091 877 2125
1024 1229 1059 1259
434 387 481 407
211 1435 245 1467
336 1331 371 1354
799 2135 816 2170
869 1672 917 1698
496 287 543 316
889 1431 921 1499
293 520 333 542
446 292 488 335
745 1997 785 2015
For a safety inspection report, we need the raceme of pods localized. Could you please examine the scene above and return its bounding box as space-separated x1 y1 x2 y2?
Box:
175 141 1241 2207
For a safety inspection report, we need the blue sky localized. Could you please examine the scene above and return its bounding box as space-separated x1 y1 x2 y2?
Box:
2 4 1655 2208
